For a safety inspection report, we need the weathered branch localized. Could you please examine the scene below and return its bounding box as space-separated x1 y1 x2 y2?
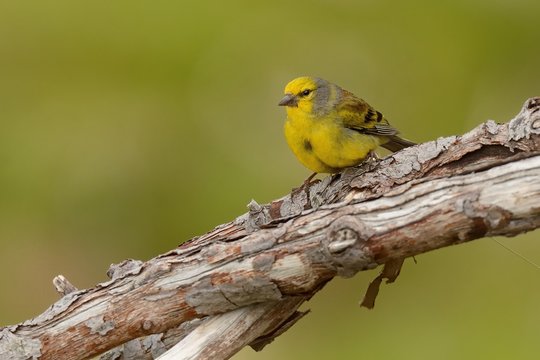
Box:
1 98 539 360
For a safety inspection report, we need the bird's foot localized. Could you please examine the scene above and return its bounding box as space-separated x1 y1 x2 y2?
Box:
291 172 320 193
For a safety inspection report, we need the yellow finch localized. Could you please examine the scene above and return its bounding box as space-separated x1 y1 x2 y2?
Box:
279 76 415 175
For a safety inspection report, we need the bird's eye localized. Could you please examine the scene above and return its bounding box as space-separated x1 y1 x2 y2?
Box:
301 89 311 96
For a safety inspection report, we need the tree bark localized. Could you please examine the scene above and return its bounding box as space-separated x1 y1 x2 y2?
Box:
1 98 539 360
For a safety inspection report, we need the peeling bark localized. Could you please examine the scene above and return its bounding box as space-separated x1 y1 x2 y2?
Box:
0 98 539 360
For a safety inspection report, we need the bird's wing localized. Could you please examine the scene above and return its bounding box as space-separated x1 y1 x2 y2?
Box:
337 91 400 137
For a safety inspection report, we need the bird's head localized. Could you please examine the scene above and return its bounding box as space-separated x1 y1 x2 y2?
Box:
278 76 335 116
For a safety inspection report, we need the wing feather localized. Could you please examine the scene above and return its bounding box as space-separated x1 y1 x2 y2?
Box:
336 90 400 137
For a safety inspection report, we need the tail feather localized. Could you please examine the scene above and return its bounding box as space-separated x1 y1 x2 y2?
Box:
381 136 416 152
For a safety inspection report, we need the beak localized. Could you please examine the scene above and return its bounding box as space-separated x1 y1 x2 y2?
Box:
278 93 298 107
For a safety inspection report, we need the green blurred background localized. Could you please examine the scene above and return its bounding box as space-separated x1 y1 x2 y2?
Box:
1 1 539 359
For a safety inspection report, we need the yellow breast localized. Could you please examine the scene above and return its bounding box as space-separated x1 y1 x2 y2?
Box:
284 107 381 174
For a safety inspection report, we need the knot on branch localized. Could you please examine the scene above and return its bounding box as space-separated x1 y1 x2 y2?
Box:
457 194 513 240
324 216 376 278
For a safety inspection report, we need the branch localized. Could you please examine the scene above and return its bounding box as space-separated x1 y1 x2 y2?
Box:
1 98 539 360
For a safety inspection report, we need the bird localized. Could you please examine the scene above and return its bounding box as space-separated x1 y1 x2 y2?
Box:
278 76 415 180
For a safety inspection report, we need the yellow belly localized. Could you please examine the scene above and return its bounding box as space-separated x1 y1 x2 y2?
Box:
284 115 382 174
